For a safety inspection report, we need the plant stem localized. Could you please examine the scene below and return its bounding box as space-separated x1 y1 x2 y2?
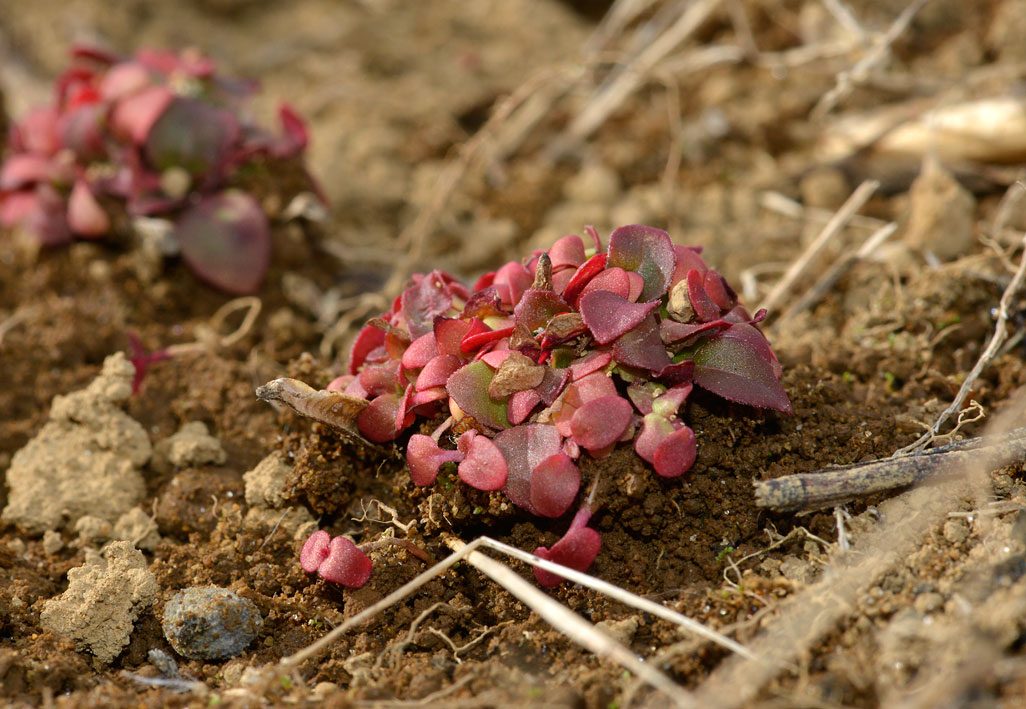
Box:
359 536 435 564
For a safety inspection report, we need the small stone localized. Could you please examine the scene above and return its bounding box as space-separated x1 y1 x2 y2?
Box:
943 518 970 545
913 591 944 614
311 681 340 700
243 452 292 510
162 586 263 661
74 515 112 546
597 615 640 646
903 157 976 261
113 507 161 551
152 421 227 473
42 530 64 555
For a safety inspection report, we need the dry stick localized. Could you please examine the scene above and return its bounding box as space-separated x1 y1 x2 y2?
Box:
697 403 1024 709
779 220 897 321
810 0 932 120
479 536 762 664
895 233 1026 455
559 0 724 147
754 425 1026 512
444 538 694 709
759 179 879 316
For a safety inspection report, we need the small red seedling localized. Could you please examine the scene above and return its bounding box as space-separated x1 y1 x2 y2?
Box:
300 529 432 588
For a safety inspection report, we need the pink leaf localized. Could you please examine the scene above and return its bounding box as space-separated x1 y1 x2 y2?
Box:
15 107 61 156
530 453 580 518
111 85 173 144
514 289 569 332
357 393 404 442
100 61 150 101
317 536 373 588
407 434 464 486
552 371 617 437
493 261 532 308
534 366 571 406
579 266 631 299
579 290 659 345
402 271 455 339
670 244 708 286
570 395 633 451
548 234 586 269
653 426 697 478
660 318 730 345
0 154 52 191
348 323 386 375
174 190 271 294
569 351 612 381
692 328 792 413
634 414 676 464
67 180 110 237
402 332 439 370
275 102 308 156
434 317 473 357
493 424 562 511
534 527 602 587
607 224 676 302
509 389 542 424
300 530 331 573
416 354 461 391
703 269 737 311
456 430 509 491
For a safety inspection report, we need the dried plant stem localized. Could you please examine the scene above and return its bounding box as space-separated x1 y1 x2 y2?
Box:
896 233 1026 454
759 179 879 315
780 220 897 320
444 538 693 708
755 425 1026 512
559 0 724 147
811 0 931 120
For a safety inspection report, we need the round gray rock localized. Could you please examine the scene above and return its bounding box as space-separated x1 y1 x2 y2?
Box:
162 586 263 660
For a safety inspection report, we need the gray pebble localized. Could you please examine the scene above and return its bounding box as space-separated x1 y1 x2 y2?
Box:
162 586 262 661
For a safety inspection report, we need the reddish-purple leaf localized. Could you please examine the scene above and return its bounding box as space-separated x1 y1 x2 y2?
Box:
407 433 464 486
552 371 617 437
300 530 331 573
626 271 645 302
0 154 53 190
579 266 631 300
570 395 633 451
276 102 308 156
549 234 586 269
461 324 514 353
146 97 240 176
692 331 792 413
174 190 271 294
652 383 693 418
570 351 612 381
534 527 602 587
67 180 110 237
401 332 439 370
446 360 510 430
494 424 562 511
357 393 404 442
634 414 675 464
111 85 173 144
348 323 386 375
530 453 580 518
402 271 455 339
670 244 708 286
534 366 571 406
514 289 569 333
456 430 509 491
58 103 107 162
100 61 151 101
653 426 697 478
509 389 542 424
687 269 721 322
462 287 504 320
611 313 672 372
626 383 657 415
717 322 783 378
703 270 737 311
660 318 730 345
434 317 473 357
561 253 608 304
358 360 398 398
494 261 532 308
416 354 461 391
579 290 659 345
607 224 676 302
317 536 373 588
411 387 447 407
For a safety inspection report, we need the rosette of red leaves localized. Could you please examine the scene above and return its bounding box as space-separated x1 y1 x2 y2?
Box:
325 225 790 585
0 45 316 294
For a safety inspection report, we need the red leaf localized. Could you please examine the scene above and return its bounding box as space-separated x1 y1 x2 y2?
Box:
348 323 386 375
173 190 271 294
300 530 331 573
416 354 461 391
570 395 633 451
493 424 562 511
446 360 510 430
401 332 439 370
561 253 608 305
434 317 473 357
611 314 672 372
534 527 602 587
579 290 659 345
530 453 580 518
703 269 737 311
357 393 404 442
569 351 611 381
509 389 542 424
401 271 455 339
607 225 676 302
652 426 697 478
407 434 463 486
514 289 569 333
692 329 792 413
687 268 721 322
548 234 586 269
67 180 110 237
317 536 372 588
456 430 508 491
579 266 631 300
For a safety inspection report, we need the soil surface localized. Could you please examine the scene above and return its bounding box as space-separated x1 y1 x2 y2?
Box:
3 1 1026 707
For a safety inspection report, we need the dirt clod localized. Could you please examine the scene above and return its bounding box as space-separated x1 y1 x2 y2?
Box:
161 586 262 661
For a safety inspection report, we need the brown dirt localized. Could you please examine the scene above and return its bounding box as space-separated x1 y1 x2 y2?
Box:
3 0 1026 707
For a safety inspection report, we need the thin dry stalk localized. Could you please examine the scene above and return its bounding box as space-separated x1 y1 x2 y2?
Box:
559 0 724 147
759 179 879 315
811 0 932 120
895 234 1026 454
445 537 693 708
780 220 897 320
694 403 1024 708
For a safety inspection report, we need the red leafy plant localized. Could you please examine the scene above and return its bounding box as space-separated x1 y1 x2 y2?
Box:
0 45 316 294
298 225 790 587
